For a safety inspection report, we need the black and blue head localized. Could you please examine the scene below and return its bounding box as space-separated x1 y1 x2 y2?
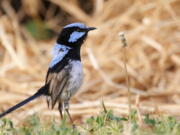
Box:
57 23 96 48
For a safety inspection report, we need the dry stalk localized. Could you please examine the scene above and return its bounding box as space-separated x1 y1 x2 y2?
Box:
119 32 132 134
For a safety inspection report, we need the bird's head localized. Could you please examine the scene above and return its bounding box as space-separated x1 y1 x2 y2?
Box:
57 23 96 48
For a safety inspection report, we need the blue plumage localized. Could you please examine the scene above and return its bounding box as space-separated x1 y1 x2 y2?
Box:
68 31 86 43
49 44 70 68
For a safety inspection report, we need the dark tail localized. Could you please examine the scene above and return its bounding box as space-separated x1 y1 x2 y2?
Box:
0 85 48 118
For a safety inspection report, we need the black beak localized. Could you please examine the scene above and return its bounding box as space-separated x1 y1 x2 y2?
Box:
87 27 96 31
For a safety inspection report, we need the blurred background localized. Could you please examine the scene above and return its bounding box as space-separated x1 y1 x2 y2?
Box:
0 0 179 124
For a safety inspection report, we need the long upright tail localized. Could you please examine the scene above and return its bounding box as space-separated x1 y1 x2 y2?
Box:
0 85 48 118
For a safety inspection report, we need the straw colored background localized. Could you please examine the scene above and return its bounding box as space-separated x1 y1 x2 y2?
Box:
0 0 179 124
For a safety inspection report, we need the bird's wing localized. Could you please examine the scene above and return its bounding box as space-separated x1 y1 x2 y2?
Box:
46 67 69 109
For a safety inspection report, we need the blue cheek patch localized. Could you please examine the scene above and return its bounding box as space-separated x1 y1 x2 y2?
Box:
49 44 70 68
68 31 85 43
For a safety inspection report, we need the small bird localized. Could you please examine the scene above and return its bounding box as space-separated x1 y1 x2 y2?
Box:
0 23 96 123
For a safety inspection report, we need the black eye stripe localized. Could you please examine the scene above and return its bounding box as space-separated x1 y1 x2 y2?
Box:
76 29 84 32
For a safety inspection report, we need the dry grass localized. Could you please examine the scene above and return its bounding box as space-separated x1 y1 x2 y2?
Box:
0 0 180 124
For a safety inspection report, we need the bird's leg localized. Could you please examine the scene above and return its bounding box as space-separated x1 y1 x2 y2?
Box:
58 102 63 120
64 100 76 129
65 108 73 123
65 108 76 129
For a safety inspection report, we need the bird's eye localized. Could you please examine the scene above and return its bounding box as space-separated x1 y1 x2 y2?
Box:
76 28 81 32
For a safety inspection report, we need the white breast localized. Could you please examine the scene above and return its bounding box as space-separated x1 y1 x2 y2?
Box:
67 60 83 96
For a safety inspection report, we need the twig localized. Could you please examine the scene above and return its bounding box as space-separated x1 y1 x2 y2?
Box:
119 32 132 134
